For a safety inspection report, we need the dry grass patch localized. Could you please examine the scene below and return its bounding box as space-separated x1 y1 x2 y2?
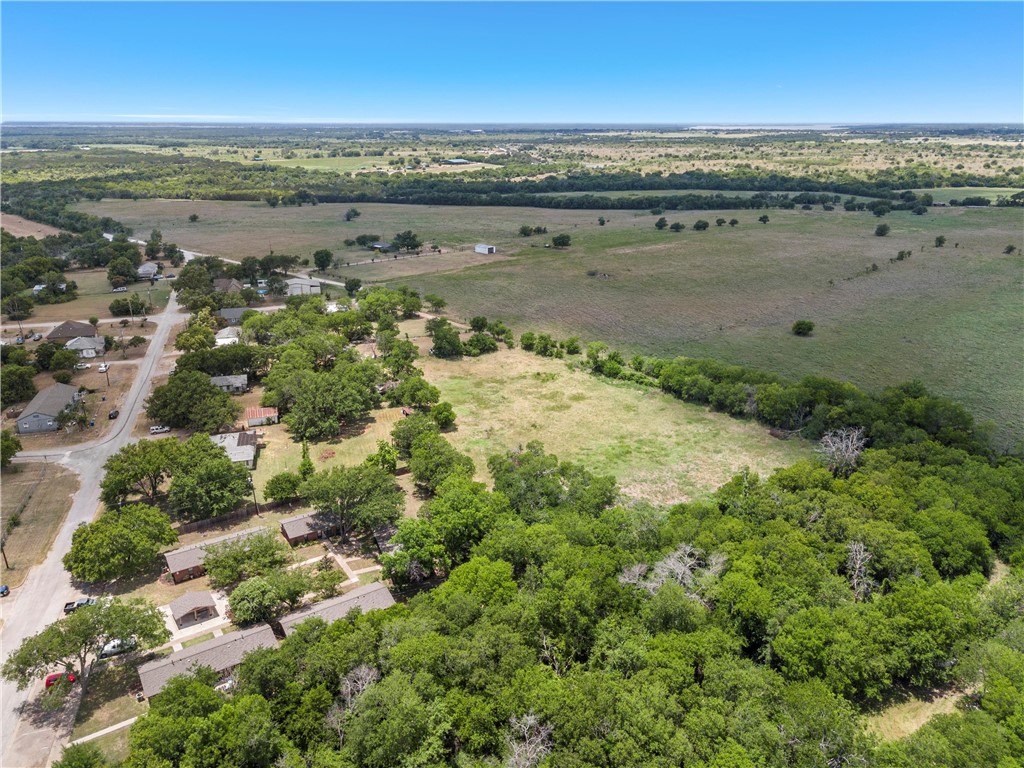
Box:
85 727 132 764
865 688 968 741
70 662 148 740
420 349 811 504
0 462 78 588
0 214 64 238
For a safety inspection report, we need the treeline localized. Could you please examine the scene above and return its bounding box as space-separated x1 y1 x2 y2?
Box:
79 435 1024 768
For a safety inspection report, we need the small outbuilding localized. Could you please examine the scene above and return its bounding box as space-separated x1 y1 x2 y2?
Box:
474 244 496 254
169 591 218 628
285 278 321 296
244 406 279 427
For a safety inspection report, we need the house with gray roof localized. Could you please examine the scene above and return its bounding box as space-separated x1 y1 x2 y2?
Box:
215 326 241 346
217 307 249 325
209 431 260 468
137 624 278 698
209 374 248 394
212 278 244 294
163 527 265 583
169 591 218 628
137 262 159 279
280 511 343 546
65 336 106 359
15 384 81 434
285 277 321 296
279 583 396 635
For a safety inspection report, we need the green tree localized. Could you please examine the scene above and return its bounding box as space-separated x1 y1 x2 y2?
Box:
167 434 250 522
693 219 710 231
144 229 163 260
204 530 290 589
3 294 34 321
344 207 361 221
345 277 363 296
408 432 474 493
364 440 399 474
345 672 433 768
387 375 440 409
53 743 108 768
106 256 138 288
391 412 440 459
670 222 684 232
284 373 372 441
228 576 281 625
792 319 815 337
313 249 334 272
655 217 668 230
430 401 457 430
935 236 947 247
99 438 182 505
392 230 422 252
758 215 770 224
430 321 463 358
188 213 200 223
63 504 177 583
519 225 535 237
299 464 403 542
551 234 572 248
423 293 446 312
729 218 739 226
1 429 22 468
146 370 241 431
1 597 169 693
875 223 891 237
264 471 303 504
1 364 36 408
50 348 80 372
716 218 727 226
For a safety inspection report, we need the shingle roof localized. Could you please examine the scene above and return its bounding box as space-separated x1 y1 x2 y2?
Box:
21 383 79 418
46 321 97 340
210 374 247 389
215 327 241 341
217 307 248 321
285 278 319 287
138 262 159 275
279 582 395 635
137 624 278 698
280 511 342 541
169 591 217 622
163 527 265 574
64 336 106 352
212 278 243 293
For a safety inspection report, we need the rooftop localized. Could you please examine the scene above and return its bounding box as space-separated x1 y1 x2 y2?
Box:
280 511 342 541
244 406 278 421
137 624 278 698
168 591 217 622
279 582 396 635
210 374 248 388
46 320 97 340
163 527 265 575
21 383 79 418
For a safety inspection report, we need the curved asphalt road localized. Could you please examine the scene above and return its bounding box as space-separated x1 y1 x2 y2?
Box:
1 290 186 767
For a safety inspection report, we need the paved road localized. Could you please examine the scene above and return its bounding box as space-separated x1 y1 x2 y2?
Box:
1 290 187 768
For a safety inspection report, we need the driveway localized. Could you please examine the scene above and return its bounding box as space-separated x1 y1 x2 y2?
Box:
1 290 187 768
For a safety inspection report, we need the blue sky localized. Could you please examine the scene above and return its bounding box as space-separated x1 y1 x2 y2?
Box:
2 2 1022 124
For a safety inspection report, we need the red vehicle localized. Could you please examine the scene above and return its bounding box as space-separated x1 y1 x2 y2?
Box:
44 672 76 689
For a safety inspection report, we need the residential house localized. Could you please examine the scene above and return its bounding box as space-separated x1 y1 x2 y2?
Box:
46 320 97 341
212 278 244 294
163 527 265 584
280 511 344 546
15 384 81 434
217 307 249 325
215 327 241 346
209 374 248 395
65 336 106 359
244 406 279 427
210 430 260 468
137 262 159 280
285 278 321 296
137 625 278 698
278 583 396 635
168 591 218 628
32 283 67 294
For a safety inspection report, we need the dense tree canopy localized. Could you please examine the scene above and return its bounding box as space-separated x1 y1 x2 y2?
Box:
63 503 177 583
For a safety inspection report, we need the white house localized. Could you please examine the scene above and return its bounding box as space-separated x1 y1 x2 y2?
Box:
65 336 106 359
474 244 496 254
215 327 241 346
285 278 321 296
137 262 160 280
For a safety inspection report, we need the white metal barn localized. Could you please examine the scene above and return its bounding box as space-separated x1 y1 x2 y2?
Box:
474 244 496 254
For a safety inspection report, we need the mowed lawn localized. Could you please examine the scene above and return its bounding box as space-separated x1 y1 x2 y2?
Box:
420 349 811 504
8 267 171 325
74 200 1024 448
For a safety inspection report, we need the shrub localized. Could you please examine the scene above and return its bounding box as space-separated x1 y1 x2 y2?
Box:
874 224 891 237
792 320 815 337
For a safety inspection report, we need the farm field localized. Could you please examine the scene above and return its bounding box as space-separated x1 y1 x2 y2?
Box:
77 198 1024 448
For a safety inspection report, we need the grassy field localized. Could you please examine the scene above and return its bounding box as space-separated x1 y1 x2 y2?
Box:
74 199 1024 448
70 663 148 740
909 187 1022 204
420 349 811 504
85 728 132 764
0 462 78 589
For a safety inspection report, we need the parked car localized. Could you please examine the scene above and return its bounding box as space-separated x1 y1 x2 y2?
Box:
164 273 176 279
111 286 128 293
15 336 24 344
0 585 10 597
108 409 119 420
63 597 96 614
45 672 76 689
149 425 171 434
99 638 137 659
31 333 43 341
98 363 110 373
74 363 92 370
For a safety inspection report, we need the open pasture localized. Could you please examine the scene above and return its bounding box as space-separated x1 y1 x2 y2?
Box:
75 199 1024 448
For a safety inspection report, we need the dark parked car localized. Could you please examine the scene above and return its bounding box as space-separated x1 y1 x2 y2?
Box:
108 409 119 420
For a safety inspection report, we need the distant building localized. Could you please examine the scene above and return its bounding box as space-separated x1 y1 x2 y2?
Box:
217 307 249 325
163 527 266 584
215 327 241 346
209 430 260 468
244 406 279 427
65 336 106 359
32 283 67 294
443 158 472 165
137 262 159 280
137 624 278 698
46 321 97 341
474 244 496 254
209 374 248 395
369 242 393 252
278 583 396 635
15 383 81 434
212 278 244 294
285 278 321 296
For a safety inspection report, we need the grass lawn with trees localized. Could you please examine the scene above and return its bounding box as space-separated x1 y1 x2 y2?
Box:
70 662 149 740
